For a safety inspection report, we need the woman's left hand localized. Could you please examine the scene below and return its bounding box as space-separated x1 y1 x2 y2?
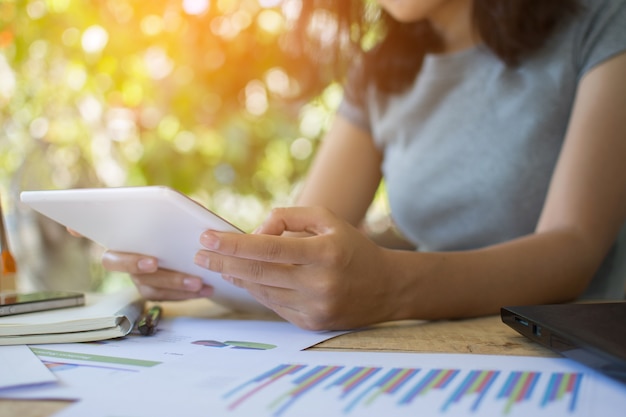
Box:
193 206 401 331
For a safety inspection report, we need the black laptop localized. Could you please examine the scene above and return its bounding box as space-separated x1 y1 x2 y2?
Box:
501 302 626 384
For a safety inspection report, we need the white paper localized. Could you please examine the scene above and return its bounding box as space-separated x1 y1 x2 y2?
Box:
0 345 56 391
51 350 626 417
0 318 345 399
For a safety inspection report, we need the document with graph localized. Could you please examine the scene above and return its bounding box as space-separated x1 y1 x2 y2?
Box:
51 349 626 417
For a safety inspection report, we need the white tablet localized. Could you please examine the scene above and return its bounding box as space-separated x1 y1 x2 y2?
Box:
20 186 266 313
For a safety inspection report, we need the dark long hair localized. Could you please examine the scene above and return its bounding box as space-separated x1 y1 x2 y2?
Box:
288 0 581 102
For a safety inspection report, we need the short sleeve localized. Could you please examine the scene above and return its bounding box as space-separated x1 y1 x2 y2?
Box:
337 98 371 133
575 0 626 77
336 64 372 134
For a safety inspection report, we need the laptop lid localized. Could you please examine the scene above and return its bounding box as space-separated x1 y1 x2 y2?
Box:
501 302 626 384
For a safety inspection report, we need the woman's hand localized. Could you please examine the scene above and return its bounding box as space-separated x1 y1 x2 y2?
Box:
101 251 214 301
193 206 402 331
69 227 214 301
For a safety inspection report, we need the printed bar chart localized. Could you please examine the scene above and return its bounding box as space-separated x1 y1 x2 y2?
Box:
541 372 582 412
223 363 584 416
442 369 500 412
496 371 540 414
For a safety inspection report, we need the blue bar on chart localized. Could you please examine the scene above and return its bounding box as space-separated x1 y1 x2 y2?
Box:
541 372 582 412
341 367 420 413
399 368 460 404
442 369 500 412
496 371 541 414
221 363 584 416
224 363 307 412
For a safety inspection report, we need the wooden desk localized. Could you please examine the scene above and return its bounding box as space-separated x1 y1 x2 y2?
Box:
0 300 555 417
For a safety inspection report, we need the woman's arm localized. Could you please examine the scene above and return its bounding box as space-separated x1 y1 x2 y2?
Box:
295 114 383 226
295 115 416 249
194 52 626 330
389 50 626 320
96 110 383 301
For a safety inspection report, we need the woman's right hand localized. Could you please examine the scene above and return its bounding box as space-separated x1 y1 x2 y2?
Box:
101 250 214 301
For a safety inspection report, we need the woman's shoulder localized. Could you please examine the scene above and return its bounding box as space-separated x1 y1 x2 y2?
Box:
573 0 626 28
559 0 626 75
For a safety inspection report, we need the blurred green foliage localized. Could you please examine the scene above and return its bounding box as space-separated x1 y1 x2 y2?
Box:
0 0 343 230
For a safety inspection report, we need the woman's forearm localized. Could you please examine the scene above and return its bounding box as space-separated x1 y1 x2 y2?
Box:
384 229 606 321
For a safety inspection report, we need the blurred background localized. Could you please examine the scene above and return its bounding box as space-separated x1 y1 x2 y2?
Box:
0 0 388 293
0 0 343 226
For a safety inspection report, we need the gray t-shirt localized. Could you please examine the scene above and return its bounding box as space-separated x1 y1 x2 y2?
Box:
338 0 626 298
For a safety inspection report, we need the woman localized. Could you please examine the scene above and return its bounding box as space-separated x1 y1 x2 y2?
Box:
104 0 626 330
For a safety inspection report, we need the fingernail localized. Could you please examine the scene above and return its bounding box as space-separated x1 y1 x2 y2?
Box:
200 231 220 250
198 286 214 297
138 258 156 272
183 277 202 291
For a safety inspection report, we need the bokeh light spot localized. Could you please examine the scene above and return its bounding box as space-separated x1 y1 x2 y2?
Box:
0 55 16 100
61 27 80 46
245 80 268 116
258 0 282 8
141 15 163 36
158 115 181 140
265 67 289 96
182 0 209 16
290 137 312 160
174 131 197 153
26 0 47 19
257 9 284 34
81 25 109 54
29 117 49 140
144 46 174 80
66 65 87 91
299 104 326 138
47 0 70 13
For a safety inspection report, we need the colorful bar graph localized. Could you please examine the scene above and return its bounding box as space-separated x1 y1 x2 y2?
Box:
224 363 306 412
222 363 584 416
442 369 500 412
343 367 420 413
326 366 383 398
399 368 460 405
268 365 344 416
541 372 582 412
497 371 541 414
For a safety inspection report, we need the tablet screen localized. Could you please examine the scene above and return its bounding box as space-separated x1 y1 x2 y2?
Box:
20 186 266 313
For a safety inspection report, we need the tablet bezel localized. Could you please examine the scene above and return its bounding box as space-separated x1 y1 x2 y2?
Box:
20 186 266 313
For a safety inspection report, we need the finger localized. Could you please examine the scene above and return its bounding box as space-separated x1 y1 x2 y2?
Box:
199 230 329 266
131 269 207 292
199 206 344 264
257 206 339 236
66 227 83 237
102 251 159 274
243 282 300 311
134 282 214 301
195 250 301 289
239 281 331 331
233 278 301 314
